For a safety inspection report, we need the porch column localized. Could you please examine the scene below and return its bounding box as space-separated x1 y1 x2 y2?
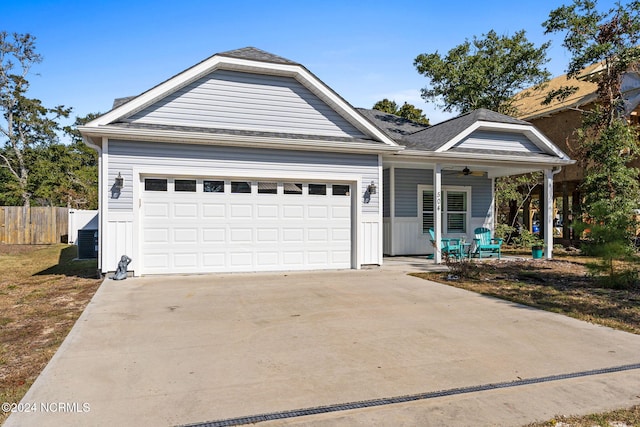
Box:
433 164 443 263
389 165 396 256
543 169 554 259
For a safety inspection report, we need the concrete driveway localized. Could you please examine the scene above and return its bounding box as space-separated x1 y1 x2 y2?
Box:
5 267 640 426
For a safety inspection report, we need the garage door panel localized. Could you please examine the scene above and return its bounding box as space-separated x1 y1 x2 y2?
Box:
257 205 278 218
332 206 350 219
174 203 198 218
143 253 170 269
144 202 169 217
230 204 252 217
257 228 278 242
282 228 304 242
174 228 198 243
257 252 279 266
331 228 351 241
230 228 252 242
308 251 329 264
202 204 225 218
332 251 351 264
141 178 353 274
283 205 304 218
144 228 169 243
202 253 226 268
174 253 198 267
283 251 304 265
202 228 226 242
231 252 252 266
308 205 328 218
308 228 328 241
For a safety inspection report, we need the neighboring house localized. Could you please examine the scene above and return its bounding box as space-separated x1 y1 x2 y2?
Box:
79 47 573 276
513 63 640 239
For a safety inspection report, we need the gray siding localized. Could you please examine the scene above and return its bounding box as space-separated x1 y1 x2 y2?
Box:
127 70 366 138
455 130 543 153
443 175 492 218
393 168 491 218
383 169 390 218
395 169 431 217
107 140 379 214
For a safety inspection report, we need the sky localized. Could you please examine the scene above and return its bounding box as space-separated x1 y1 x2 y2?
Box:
2 0 620 139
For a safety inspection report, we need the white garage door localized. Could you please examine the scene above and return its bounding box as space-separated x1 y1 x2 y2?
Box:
140 177 353 274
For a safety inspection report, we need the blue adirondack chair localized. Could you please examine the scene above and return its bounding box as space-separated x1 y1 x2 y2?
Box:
428 228 462 259
472 227 502 259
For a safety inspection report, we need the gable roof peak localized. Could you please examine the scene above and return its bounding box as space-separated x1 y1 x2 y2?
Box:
467 108 530 125
217 47 300 66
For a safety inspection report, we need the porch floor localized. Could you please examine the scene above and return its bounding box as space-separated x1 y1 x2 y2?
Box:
378 254 523 273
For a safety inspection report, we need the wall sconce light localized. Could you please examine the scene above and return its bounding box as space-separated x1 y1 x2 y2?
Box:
115 172 124 189
367 180 377 195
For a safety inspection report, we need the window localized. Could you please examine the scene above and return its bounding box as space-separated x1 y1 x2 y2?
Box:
419 186 470 234
258 182 277 194
308 184 326 195
284 183 302 194
421 190 434 233
332 184 350 196
446 191 467 233
175 179 196 192
145 178 167 191
203 180 224 193
231 181 251 193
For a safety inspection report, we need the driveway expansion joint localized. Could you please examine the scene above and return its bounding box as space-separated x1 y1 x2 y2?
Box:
180 362 640 427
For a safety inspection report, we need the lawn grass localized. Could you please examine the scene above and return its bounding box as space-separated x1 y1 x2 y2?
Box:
0 244 102 424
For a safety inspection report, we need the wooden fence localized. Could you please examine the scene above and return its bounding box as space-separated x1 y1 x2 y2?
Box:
0 206 69 244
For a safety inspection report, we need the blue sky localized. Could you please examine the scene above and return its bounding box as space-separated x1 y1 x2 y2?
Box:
3 0 618 134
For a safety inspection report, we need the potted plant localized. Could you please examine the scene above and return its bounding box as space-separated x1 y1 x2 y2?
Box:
531 242 544 259
514 229 544 259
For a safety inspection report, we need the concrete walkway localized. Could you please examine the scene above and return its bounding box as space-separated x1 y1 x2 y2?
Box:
5 266 640 426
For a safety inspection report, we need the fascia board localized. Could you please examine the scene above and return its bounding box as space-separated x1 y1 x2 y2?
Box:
77 125 404 155
434 121 481 153
523 126 571 160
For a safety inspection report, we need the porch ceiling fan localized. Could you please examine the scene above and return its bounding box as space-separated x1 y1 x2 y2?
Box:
459 166 484 177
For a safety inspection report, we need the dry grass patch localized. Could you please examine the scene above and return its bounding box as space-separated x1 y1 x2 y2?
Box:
411 257 640 334
525 405 640 426
0 244 101 423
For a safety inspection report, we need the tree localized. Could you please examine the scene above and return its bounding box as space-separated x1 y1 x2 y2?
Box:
0 32 70 207
372 98 430 124
494 171 542 244
543 0 640 124
544 0 640 286
414 30 551 115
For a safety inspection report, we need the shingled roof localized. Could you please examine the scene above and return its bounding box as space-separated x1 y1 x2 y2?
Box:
356 108 430 142
512 62 600 120
217 47 300 66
